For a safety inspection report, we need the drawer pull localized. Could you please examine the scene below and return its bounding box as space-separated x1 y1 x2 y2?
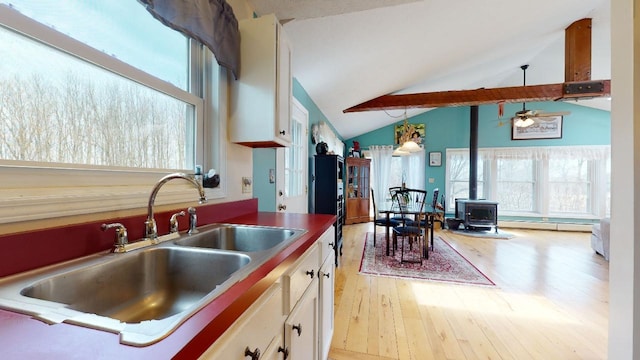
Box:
244 346 260 360
328 242 334 248
278 346 289 359
292 323 303 336
305 269 315 278
320 271 330 279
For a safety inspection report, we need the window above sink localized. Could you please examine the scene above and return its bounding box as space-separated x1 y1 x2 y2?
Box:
0 3 228 226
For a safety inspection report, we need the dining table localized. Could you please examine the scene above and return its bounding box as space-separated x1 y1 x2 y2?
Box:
377 200 436 257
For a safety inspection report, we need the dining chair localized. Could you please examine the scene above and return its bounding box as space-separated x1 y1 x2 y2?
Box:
415 188 439 251
370 188 396 247
388 186 409 226
392 188 427 263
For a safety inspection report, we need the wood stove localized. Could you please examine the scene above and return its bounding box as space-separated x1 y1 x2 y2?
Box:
455 199 498 233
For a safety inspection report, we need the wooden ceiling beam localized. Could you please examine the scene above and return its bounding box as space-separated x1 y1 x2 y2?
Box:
343 80 610 112
565 18 592 82
343 18 610 114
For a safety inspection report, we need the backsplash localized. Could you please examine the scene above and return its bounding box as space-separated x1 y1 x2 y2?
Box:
0 199 258 277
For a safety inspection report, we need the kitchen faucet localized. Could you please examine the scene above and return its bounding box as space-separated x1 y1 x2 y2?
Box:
145 173 207 241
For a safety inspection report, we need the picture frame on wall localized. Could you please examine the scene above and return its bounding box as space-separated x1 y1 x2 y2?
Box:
512 116 563 140
395 123 426 145
429 151 442 167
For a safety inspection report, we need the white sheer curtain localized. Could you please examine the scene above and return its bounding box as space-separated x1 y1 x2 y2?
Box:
368 145 395 207
402 149 425 190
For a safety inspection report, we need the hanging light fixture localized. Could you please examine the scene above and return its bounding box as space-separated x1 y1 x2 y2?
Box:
392 148 409 156
396 110 422 153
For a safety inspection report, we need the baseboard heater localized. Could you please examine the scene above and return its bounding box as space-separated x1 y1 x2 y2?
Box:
498 221 593 232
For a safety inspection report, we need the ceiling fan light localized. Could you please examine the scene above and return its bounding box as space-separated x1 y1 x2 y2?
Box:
514 117 535 127
399 140 422 152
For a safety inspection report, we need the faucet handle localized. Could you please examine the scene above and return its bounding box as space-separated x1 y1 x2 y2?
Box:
169 210 186 233
187 207 198 234
101 223 129 251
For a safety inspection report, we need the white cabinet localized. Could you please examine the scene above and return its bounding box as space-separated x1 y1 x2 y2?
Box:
318 251 335 360
198 283 285 360
285 278 319 360
230 14 292 147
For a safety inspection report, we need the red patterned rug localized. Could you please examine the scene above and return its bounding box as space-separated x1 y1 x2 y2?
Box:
359 232 495 286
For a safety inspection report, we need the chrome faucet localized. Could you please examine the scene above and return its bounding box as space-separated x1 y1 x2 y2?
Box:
145 173 207 241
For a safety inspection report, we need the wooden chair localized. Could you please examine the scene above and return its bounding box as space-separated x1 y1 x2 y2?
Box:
392 188 427 262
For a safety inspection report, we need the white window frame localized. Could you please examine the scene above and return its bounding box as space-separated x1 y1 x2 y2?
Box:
445 146 610 220
0 5 226 225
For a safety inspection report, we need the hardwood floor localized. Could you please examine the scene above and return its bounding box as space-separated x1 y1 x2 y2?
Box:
328 223 609 360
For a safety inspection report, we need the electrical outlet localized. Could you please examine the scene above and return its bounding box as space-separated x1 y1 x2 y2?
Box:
242 177 252 193
428 177 435 183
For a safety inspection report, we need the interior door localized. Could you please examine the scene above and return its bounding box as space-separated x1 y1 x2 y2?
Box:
276 98 308 213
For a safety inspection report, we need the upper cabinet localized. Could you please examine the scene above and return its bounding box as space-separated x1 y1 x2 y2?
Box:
230 14 292 148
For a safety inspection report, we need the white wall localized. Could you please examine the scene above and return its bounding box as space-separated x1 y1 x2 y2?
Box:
609 0 640 359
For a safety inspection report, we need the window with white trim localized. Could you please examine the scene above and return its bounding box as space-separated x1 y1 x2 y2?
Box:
445 146 610 219
0 2 226 224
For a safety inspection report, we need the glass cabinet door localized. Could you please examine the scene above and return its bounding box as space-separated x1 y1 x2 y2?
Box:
361 165 370 200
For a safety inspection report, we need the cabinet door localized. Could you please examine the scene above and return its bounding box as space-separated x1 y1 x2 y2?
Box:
285 279 319 360
262 332 287 360
276 23 292 144
199 283 285 359
318 253 335 360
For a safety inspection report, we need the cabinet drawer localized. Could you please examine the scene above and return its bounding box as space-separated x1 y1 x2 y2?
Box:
318 226 335 264
283 244 319 313
199 282 285 359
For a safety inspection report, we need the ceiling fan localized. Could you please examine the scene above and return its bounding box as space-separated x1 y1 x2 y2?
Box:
512 64 570 127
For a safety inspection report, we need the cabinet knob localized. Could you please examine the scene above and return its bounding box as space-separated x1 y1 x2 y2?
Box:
320 271 330 279
244 346 261 360
279 130 286 135
292 323 303 336
278 204 287 211
305 269 314 278
328 242 334 248
278 346 289 359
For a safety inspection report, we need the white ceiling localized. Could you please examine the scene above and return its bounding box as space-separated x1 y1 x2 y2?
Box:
248 0 611 139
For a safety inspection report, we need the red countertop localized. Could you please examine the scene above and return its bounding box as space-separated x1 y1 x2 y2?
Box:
0 200 336 359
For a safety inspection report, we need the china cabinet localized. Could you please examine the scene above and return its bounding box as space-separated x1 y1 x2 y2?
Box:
345 157 371 224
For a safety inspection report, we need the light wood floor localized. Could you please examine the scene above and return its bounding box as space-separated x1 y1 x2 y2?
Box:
328 223 609 360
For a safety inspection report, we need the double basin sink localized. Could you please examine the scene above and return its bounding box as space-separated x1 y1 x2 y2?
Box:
0 224 306 345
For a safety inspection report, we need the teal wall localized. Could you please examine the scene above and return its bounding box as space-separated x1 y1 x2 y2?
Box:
253 148 276 211
253 78 343 212
345 101 611 197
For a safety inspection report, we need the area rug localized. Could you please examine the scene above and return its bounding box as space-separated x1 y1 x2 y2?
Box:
359 232 495 286
446 228 514 239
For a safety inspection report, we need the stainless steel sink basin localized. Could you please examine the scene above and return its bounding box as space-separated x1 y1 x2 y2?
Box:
174 224 305 252
20 247 250 323
0 223 306 346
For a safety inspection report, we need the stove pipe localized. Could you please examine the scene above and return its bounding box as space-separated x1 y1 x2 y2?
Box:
469 106 478 200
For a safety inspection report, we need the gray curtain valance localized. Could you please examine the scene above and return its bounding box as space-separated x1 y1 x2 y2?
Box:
140 0 240 79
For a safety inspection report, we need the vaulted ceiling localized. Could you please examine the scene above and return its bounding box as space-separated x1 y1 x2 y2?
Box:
247 0 611 139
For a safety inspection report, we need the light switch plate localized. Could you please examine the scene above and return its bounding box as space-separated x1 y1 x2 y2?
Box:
429 177 435 183
242 177 252 193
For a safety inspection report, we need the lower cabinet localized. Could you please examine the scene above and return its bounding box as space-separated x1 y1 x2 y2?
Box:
318 251 335 360
199 226 335 360
285 278 319 360
199 283 285 359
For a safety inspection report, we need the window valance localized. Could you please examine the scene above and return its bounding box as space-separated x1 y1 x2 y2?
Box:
449 145 610 161
140 0 240 79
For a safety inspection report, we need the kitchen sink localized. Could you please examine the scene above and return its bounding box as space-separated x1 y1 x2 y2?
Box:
0 223 306 346
174 224 305 252
20 247 250 323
